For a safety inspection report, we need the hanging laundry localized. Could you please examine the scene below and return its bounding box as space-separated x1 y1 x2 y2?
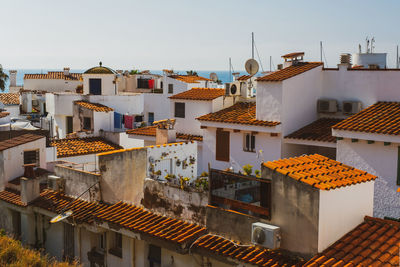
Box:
114 112 122 129
148 79 154 89
124 115 133 129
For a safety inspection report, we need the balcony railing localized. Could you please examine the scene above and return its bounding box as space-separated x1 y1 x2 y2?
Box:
209 168 271 219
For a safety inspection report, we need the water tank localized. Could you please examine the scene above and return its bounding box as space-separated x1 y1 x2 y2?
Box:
352 53 387 69
340 54 352 64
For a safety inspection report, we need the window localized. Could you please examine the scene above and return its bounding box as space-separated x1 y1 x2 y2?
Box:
24 150 39 166
243 133 256 152
108 232 122 258
148 244 161 267
89 78 102 95
397 147 400 185
99 232 106 250
160 81 163 90
83 117 91 130
216 129 230 162
148 112 154 125
168 84 173 94
174 102 185 118
66 116 73 134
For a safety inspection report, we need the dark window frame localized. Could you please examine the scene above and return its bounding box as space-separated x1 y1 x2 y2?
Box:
168 84 173 94
24 149 39 166
174 102 185 118
108 232 122 258
83 117 91 130
148 244 161 267
243 133 256 152
148 112 155 125
216 129 230 162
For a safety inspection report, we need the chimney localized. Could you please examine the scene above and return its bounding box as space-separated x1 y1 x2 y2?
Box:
63 67 70 76
48 175 65 192
9 70 17 87
155 119 176 145
20 166 40 204
338 53 351 70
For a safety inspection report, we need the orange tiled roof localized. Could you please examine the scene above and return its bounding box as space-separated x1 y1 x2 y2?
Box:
236 74 253 81
0 112 9 118
256 62 323 82
263 154 376 190
50 137 122 158
0 93 20 105
169 88 225 101
282 52 305 58
285 118 343 143
197 102 280 127
126 125 203 141
192 234 303 266
74 101 113 112
332 102 400 135
0 188 26 206
24 71 82 81
304 216 400 266
169 75 211 83
95 201 207 245
0 134 44 152
32 190 109 224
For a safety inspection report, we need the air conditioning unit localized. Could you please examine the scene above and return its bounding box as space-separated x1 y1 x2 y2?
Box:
317 99 338 113
225 81 241 96
251 222 281 249
342 101 362 114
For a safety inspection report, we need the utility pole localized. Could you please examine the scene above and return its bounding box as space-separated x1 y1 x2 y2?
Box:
320 41 323 63
269 56 272 72
252 32 254 59
397 45 399 69
229 57 232 82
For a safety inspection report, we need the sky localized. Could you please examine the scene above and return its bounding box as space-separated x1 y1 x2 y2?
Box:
1 0 400 71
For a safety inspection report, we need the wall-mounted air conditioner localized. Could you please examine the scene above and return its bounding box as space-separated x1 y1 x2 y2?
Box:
342 101 362 114
251 222 281 249
225 81 241 96
317 99 338 113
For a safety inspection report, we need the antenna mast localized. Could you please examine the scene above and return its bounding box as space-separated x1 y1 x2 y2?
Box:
397 45 399 69
252 32 254 59
269 56 272 72
320 41 323 63
229 57 232 82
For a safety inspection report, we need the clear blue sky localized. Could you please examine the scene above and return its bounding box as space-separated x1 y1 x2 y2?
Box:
1 0 399 70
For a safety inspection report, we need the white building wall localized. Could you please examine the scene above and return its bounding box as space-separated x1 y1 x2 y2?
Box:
1 137 46 186
93 111 114 135
4 105 20 118
202 127 281 173
24 78 81 92
107 235 134 267
336 139 400 218
318 181 374 252
211 96 234 113
88 94 144 115
83 74 116 95
143 94 171 123
256 82 283 122
45 218 64 260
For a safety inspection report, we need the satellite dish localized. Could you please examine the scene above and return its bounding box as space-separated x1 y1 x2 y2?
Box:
245 59 259 75
210 72 218 82
50 210 73 224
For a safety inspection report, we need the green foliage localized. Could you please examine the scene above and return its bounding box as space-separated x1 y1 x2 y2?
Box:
195 177 209 191
0 65 9 92
186 70 198 76
164 173 176 182
0 234 79 266
255 169 261 178
129 69 140 75
200 171 208 177
242 164 253 176
179 176 190 189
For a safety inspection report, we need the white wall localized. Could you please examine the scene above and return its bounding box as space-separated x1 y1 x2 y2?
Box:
337 139 400 218
256 82 283 122
24 78 81 92
318 181 374 252
83 74 116 95
45 217 64 260
4 105 20 118
143 94 171 123
88 94 144 115
93 111 114 135
202 127 281 173
0 137 46 189
107 234 135 267
46 93 83 116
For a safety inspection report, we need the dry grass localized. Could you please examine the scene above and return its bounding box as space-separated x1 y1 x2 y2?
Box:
0 233 79 267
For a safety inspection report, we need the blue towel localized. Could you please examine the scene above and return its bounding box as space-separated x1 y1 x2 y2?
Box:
114 112 122 129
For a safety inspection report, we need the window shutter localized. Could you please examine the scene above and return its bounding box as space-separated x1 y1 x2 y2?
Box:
216 130 230 162
251 134 256 151
245 134 250 151
174 103 185 118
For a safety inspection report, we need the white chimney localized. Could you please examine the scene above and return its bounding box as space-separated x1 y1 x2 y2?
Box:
155 119 176 145
63 67 70 76
9 70 17 87
20 177 40 204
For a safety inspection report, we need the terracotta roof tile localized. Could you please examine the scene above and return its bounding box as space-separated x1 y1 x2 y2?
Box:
263 154 377 190
126 126 203 141
304 216 400 266
332 102 400 135
282 52 305 58
0 134 44 152
0 93 20 105
0 188 26 206
50 137 122 158
256 62 323 82
197 102 280 127
24 71 82 81
285 118 344 143
74 101 113 112
192 234 303 266
236 75 253 81
0 112 10 118
169 88 225 101
95 201 207 246
169 75 211 83
31 190 108 224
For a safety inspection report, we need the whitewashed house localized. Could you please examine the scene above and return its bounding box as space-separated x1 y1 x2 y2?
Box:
0 93 20 120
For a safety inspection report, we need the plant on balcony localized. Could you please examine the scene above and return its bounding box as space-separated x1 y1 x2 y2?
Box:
164 173 176 182
195 177 209 191
200 171 208 177
255 169 261 178
179 176 190 190
242 164 253 176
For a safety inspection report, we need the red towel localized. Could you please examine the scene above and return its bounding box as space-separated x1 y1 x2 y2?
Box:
124 115 133 129
148 79 154 89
